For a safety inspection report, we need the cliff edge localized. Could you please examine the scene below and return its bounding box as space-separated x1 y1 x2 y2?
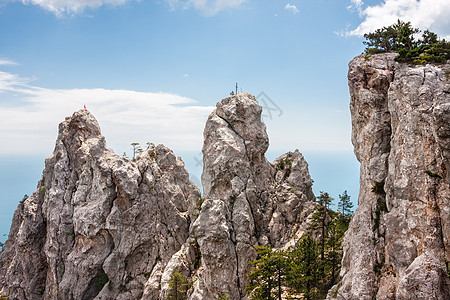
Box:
329 54 450 299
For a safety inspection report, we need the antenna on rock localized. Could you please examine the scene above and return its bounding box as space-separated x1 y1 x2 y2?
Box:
235 83 238 95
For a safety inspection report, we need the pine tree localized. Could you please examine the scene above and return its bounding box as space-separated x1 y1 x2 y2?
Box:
363 20 450 63
167 269 188 300
338 190 353 217
246 246 287 300
247 246 275 300
309 192 333 278
273 250 288 300
288 235 320 300
363 20 419 52
325 219 343 287
130 142 143 160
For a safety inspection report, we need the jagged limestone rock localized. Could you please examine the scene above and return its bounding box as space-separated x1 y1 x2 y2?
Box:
144 94 316 299
0 94 316 300
187 93 316 299
329 54 450 299
0 110 200 300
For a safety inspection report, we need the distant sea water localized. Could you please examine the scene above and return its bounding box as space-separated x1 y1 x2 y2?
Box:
0 156 45 245
0 150 360 245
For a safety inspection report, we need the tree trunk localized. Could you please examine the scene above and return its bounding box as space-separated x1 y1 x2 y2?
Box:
278 268 282 300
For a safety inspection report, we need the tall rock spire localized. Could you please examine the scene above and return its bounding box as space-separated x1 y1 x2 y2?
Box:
0 109 201 300
328 54 450 299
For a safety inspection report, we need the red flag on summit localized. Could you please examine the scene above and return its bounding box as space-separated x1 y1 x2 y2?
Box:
84 104 86 109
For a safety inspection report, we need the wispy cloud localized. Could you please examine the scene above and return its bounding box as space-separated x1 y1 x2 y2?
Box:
284 3 299 15
18 0 133 16
12 0 247 17
347 0 364 15
347 0 450 39
0 70 213 156
0 58 19 66
348 0 363 9
166 0 247 16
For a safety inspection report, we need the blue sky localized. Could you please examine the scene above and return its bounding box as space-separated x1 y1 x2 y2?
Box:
1 0 449 242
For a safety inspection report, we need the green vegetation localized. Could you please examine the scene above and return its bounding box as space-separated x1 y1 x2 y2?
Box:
371 181 386 196
118 284 127 292
445 260 450 278
218 293 229 300
131 142 143 160
247 191 351 299
363 20 450 64
167 269 188 300
94 269 109 288
372 197 387 233
193 249 201 270
308 191 334 281
247 246 288 300
196 197 205 211
338 190 353 217
371 180 388 234
275 155 293 179
425 170 442 179
288 235 320 300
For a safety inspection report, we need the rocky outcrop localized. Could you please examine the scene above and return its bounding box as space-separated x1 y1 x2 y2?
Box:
329 54 450 299
0 93 316 299
190 94 315 299
145 93 316 299
0 110 201 300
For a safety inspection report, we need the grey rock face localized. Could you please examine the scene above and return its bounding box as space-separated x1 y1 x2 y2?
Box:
189 93 316 299
0 94 316 300
0 110 201 300
330 54 450 299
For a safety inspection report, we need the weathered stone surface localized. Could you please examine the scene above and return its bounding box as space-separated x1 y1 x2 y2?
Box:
187 93 316 299
0 110 201 300
329 54 450 299
0 94 316 300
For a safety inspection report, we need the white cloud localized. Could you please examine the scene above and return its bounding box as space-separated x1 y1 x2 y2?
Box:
0 58 18 66
8 0 248 16
347 0 363 15
19 0 132 16
284 3 299 15
167 0 247 16
348 0 450 39
349 0 363 8
0 70 214 156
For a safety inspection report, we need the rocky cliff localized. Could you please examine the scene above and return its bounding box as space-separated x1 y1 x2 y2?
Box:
187 93 315 299
0 93 316 299
0 110 202 300
329 54 450 299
